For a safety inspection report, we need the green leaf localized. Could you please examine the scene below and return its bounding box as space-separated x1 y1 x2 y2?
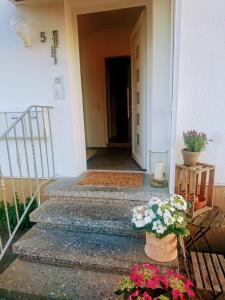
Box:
114 289 123 295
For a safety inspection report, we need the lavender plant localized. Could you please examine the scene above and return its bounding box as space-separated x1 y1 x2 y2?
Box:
183 130 208 152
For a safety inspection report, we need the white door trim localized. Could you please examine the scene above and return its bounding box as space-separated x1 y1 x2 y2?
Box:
130 10 147 170
169 0 182 193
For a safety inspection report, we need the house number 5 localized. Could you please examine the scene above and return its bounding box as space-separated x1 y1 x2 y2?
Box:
40 32 46 43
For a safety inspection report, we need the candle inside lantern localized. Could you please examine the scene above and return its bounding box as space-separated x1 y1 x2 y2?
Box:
154 161 165 181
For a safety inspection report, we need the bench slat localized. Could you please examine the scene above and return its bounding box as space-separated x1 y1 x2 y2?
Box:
212 254 225 293
204 253 221 293
220 217 225 229
191 252 204 289
201 207 219 228
197 252 212 291
211 211 225 229
218 255 225 273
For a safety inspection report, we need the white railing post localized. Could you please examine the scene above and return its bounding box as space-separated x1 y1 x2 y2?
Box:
0 105 54 261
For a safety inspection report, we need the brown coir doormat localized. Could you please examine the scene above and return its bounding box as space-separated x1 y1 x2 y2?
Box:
78 172 144 188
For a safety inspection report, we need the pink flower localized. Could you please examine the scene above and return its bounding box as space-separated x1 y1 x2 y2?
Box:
160 275 169 288
166 269 176 276
131 290 139 297
172 289 180 300
187 289 195 298
185 279 194 288
146 279 156 289
177 273 186 280
143 291 152 300
130 273 143 287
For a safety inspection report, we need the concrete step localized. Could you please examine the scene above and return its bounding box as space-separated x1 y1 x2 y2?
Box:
30 199 143 238
0 259 122 299
12 226 178 274
44 177 169 203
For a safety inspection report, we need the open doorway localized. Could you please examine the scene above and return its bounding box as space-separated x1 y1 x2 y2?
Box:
106 56 131 147
77 7 146 171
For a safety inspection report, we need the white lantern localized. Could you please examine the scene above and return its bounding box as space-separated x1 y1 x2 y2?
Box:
11 15 32 48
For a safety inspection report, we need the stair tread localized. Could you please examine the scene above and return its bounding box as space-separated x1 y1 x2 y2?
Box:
13 226 147 273
45 177 169 201
0 259 122 299
13 226 178 273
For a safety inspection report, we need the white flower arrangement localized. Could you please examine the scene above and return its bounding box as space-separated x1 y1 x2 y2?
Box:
131 194 190 238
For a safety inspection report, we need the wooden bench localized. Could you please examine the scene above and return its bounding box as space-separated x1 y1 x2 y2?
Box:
191 251 225 299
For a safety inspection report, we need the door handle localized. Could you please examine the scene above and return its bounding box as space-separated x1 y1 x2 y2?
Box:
127 87 130 119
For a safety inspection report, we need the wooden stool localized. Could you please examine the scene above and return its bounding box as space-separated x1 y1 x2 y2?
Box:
175 163 215 218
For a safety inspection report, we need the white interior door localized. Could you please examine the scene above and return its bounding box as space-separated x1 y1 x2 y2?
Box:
131 11 147 169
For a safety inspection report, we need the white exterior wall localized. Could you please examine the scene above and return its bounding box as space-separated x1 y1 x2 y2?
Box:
0 0 83 177
176 0 225 185
0 0 172 178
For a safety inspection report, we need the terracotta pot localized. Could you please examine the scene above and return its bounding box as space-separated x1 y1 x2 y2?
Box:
194 195 207 210
182 149 201 167
145 232 178 262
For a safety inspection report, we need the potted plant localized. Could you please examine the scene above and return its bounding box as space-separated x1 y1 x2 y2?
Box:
115 263 196 299
182 130 208 167
132 195 190 262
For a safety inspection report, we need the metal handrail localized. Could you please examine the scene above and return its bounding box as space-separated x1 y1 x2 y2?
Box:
0 106 53 140
0 105 55 261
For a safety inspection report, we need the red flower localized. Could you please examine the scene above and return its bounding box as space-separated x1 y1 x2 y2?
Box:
172 289 180 299
185 279 194 288
143 291 152 300
130 272 143 287
187 289 195 298
131 290 139 297
160 275 169 288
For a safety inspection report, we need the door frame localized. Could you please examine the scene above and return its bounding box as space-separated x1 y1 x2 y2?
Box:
66 0 151 170
64 0 181 192
130 10 147 169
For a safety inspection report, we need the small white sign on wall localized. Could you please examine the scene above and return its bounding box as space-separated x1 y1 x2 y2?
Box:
53 74 65 100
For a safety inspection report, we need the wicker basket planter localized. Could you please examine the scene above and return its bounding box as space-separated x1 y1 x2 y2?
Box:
145 232 178 262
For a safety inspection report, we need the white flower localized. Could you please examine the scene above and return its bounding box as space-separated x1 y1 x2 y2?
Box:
152 220 167 234
157 207 163 216
157 224 167 234
133 219 146 228
163 210 173 226
144 209 155 218
136 213 144 220
132 206 145 213
177 216 184 224
132 206 146 220
141 209 155 225
170 206 175 212
148 197 162 207
170 194 187 211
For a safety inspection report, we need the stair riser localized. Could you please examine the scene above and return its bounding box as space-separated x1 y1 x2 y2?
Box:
46 196 147 207
15 253 176 275
35 223 144 239
17 255 132 275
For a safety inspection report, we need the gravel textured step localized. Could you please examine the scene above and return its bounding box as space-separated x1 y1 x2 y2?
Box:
13 226 178 274
30 199 144 238
45 176 169 203
0 259 122 299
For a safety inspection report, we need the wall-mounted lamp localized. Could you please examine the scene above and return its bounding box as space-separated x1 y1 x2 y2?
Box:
11 15 32 48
